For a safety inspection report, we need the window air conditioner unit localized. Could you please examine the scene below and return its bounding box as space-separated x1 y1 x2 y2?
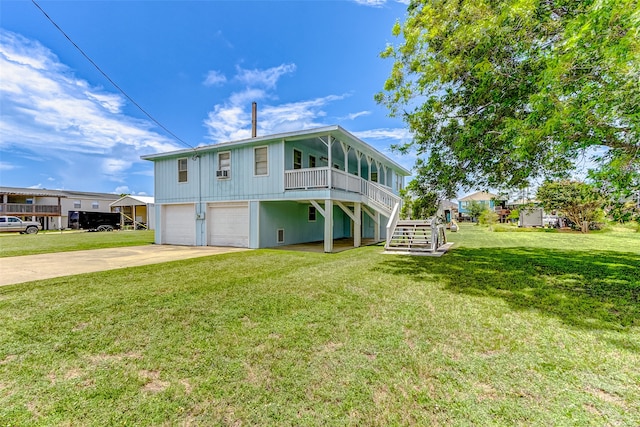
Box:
216 170 230 178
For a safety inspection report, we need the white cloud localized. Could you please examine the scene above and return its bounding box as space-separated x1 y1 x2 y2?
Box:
0 161 18 171
203 70 227 86
340 110 371 121
0 29 181 183
353 0 387 6
202 61 352 142
204 94 348 142
353 127 412 141
234 63 296 88
114 185 130 194
353 0 409 6
85 91 125 113
102 158 132 175
229 88 268 106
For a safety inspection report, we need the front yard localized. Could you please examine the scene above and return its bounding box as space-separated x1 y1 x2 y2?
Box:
0 225 638 425
0 230 154 258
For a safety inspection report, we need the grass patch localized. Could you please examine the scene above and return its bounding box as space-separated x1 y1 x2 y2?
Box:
0 230 154 257
0 224 638 425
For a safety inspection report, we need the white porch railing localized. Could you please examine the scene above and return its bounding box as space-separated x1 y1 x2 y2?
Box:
284 168 401 214
284 167 328 189
361 180 400 215
331 168 363 193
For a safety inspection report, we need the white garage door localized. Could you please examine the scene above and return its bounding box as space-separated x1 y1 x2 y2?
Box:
162 204 196 245
208 202 249 247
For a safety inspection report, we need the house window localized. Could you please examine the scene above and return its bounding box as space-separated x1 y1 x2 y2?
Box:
277 228 285 244
73 200 81 208
25 198 33 205
371 171 378 182
217 151 231 179
308 206 316 222
178 157 188 183
92 201 99 209
254 146 268 176
293 149 302 170
309 155 316 168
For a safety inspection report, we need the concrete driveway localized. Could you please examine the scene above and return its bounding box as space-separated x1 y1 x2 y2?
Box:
0 245 248 287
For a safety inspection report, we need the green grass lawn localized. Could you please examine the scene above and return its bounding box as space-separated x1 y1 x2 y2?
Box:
1 224 638 425
0 230 154 257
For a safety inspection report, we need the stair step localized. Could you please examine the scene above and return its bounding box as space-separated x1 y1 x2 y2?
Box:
385 246 436 253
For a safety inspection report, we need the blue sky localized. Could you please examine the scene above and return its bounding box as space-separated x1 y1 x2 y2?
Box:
0 0 414 196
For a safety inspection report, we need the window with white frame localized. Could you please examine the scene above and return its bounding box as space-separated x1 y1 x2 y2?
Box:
293 149 302 170
73 200 81 208
254 146 268 176
92 201 99 209
308 206 317 222
178 157 188 183
217 151 231 178
277 228 285 244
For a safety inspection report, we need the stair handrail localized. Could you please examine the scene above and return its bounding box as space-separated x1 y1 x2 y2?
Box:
362 180 401 214
385 202 401 248
120 212 148 230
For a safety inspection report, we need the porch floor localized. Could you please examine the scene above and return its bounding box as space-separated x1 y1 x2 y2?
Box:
271 238 380 253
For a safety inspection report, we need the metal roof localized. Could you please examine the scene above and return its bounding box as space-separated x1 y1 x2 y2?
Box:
0 186 121 200
458 191 501 202
110 195 155 207
0 186 68 197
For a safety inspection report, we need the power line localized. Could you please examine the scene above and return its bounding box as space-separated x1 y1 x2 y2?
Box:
31 0 195 150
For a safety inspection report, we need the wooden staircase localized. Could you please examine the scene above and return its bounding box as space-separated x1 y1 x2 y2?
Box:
385 219 448 254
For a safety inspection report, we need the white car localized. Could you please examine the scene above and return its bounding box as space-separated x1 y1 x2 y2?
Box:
0 216 42 234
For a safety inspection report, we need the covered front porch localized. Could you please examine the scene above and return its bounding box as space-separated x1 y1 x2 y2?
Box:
258 198 390 253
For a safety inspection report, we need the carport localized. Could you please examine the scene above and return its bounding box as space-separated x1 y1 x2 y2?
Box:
110 195 155 230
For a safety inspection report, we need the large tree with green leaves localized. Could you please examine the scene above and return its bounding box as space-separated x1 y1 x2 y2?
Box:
400 179 439 219
536 180 604 233
377 0 639 199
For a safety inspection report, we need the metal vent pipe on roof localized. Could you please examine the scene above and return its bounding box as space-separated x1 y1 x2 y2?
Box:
251 102 257 138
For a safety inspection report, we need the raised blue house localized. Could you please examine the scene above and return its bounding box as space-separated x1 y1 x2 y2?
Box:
142 126 410 252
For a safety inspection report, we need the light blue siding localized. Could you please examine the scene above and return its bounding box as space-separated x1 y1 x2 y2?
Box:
249 201 260 248
258 201 352 248
259 201 323 247
145 126 409 248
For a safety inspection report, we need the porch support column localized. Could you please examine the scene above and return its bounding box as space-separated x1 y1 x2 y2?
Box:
133 205 137 229
335 201 361 248
354 202 361 247
356 150 361 177
340 141 349 173
375 211 381 241
324 199 333 253
57 196 62 231
327 136 333 190
366 156 372 181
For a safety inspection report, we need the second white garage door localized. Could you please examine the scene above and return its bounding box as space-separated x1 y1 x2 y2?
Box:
208 202 249 247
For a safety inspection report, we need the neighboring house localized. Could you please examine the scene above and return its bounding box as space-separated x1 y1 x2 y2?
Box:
458 191 498 217
0 186 120 230
439 200 458 223
110 195 155 230
458 191 510 222
142 126 411 252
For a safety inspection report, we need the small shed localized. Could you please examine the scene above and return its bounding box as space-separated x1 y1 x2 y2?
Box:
110 195 155 230
519 207 543 227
